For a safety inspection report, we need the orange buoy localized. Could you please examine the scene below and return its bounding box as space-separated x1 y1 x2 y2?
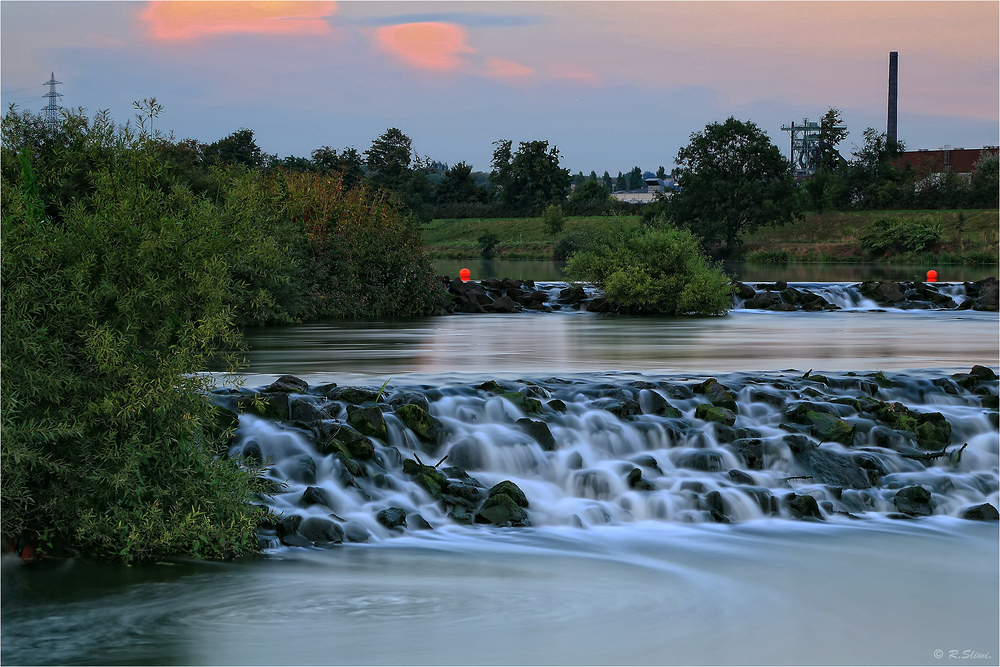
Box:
926 269 938 282
459 268 471 282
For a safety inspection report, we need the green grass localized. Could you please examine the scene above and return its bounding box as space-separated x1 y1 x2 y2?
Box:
422 210 999 264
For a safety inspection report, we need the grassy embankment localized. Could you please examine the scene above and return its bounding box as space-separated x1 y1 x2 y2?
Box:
422 210 999 264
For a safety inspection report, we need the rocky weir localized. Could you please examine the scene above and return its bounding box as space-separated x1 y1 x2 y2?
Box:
434 275 998 314
210 366 1000 550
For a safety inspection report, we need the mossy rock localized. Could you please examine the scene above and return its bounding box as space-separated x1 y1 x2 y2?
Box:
237 392 289 420
315 423 375 460
475 493 530 526
894 485 932 516
517 418 556 451
487 480 529 507
346 405 387 440
803 411 855 446
329 386 381 405
695 403 736 426
546 399 567 412
263 375 309 394
395 403 442 443
376 507 407 529
867 371 895 388
402 459 449 499
500 392 541 413
981 395 999 410
477 380 506 393
785 493 824 521
698 378 738 412
960 503 999 521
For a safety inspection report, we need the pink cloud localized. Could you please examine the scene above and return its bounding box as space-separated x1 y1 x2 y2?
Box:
375 22 475 71
141 1 337 41
484 57 535 80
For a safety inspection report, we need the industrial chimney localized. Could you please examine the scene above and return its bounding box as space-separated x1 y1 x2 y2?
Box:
887 51 898 143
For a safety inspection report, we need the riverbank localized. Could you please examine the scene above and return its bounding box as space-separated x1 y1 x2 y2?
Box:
421 209 1000 264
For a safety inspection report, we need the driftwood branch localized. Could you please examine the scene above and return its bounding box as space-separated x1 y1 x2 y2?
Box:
900 443 967 462
434 455 448 468
782 475 814 482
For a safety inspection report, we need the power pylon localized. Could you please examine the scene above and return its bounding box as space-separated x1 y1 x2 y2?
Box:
42 72 63 129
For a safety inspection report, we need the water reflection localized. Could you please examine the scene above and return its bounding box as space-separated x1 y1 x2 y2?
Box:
234 310 999 382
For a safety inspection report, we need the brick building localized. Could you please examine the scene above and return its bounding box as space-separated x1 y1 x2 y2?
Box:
893 146 998 175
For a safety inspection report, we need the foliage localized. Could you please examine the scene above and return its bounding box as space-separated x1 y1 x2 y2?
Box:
1 113 272 563
542 204 565 235
203 128 266 168
570 179 610 203
281 170 445 318
818 107 848 174
743 249 792 264
435 161 487 206
669 117 801 247
859 215 944 256
489 139 571 215
478 231 500 259
969 153 999 208
565 218 733 315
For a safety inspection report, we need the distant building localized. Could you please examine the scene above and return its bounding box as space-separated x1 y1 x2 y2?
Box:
893 146 998 175
610 177 678 204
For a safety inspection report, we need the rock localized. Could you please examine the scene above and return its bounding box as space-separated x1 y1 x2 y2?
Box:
342 522 374 543
475 493 530 526
973 277 998 311
861 281 906 304
280 534 313 548
894 485 933 516
477 380 506 394
299 486 332 509
299 517 345 544
327 386 381 405
639 389 681 418
276 514 302 538
547 399 567 412
402 459 449 498
631 455 663 474
600 397 642 419
741 487 778 515
703 491 730 523
500 392 542 413
695 403 736 426
675 450 725 472
487 480 529 507
970 364 999 381
802 449 871 490
346 405 387 440
517 418 556 451
376 507 407 529
731 438 764 470
785 493 824 521
959 503 999 521
788 403 855 445
314 422 375 460
289 397 339 423
697 378 738 411
873 402 951 450
484 295 522 313
445 438 487 471
728 469 755 485
557 285 587 304
409 514 434 530
264 375 309 394
287 454 317 485
733 281 756 299
237 392 289 420
573 470 613 499
627 468 656 491
395 403 442 444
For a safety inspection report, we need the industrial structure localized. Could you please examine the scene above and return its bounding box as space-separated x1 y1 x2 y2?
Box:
887 52 898 144
42 72 62 129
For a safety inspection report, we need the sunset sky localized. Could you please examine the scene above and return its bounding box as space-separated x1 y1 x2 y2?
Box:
2 1 997 174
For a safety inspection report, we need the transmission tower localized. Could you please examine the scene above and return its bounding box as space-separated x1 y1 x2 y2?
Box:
42 72 63 129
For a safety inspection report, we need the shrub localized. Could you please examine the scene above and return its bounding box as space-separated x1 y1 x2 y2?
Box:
542 204 565 235
859 215 943 256
1 127 271 563
478 231 500 259
744 249 791 264
565 218 733 315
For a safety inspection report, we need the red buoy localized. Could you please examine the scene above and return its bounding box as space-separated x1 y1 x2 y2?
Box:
459 268 471 282
926 269 938 282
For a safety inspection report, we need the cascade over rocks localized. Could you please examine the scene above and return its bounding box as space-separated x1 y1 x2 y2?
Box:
210 366 998 548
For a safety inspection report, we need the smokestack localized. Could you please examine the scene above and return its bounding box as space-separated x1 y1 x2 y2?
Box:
887 51 898 143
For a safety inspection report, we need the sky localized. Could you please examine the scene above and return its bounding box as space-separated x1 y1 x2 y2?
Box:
1 1 998 175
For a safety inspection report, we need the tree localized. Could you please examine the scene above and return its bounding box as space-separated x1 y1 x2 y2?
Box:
670 117 801 246
570 178 609 202
603 171 614 192
818 107 848 173
489 139 571 214
616 171 625 191
656 165 667 179
311 145 365 187
542 204 565 235
364 128 413 186
435 161 487 205
628 166 643 190
589 170 599 182
203 128 265 168
844 127 906 209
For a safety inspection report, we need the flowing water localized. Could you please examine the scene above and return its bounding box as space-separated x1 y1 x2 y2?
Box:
3 281 998 666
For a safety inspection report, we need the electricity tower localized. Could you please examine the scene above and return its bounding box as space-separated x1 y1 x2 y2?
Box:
42 72 63 129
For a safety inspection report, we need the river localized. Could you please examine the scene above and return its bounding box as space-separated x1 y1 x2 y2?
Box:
2 272 998 666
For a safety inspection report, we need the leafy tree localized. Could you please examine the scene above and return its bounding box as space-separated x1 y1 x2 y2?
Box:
570 178 609 202
616 171 625 191
818 107 848 173
602 171 614 192
489 139 571 215
670 116 801 246
204 128 265 168
628 166 643 190
436 161 487 205
311 145 365 187
969 153 999 208
656 165 667 179
364 127 413 186
573 171 587 187
843 127 906 209
478 231 500 259
565 218 733 315
542 204 565 235
589 170 599 182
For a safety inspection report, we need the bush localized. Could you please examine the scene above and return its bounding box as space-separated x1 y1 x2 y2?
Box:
859 215 943 256
478 231 500 259
565 218 733 315
743 249 791 264
542 204 564 235
1 124 271 563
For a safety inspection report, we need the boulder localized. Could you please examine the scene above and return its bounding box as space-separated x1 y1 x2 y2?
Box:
484 295 522 313
675 450 725 472
237 392 289 420
639 389 681 418
973 277 998 311
703 491 730 523
346 405 387 440
326 386 381 405
314 422 375 460
395 403 442 444
487 480 529 507
695 403 736 426
959 503 999 521
732 281 756 299
264 375 309 394
517 418 556 451
376 507 407 529
475 493 530 526
299 517 345 544
731 438 764 470
299 486 333 509
893 485 933 516
785 493 824 521
627 467 656 491
289 397 339 423
698 378 738 411
728 469 755 485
